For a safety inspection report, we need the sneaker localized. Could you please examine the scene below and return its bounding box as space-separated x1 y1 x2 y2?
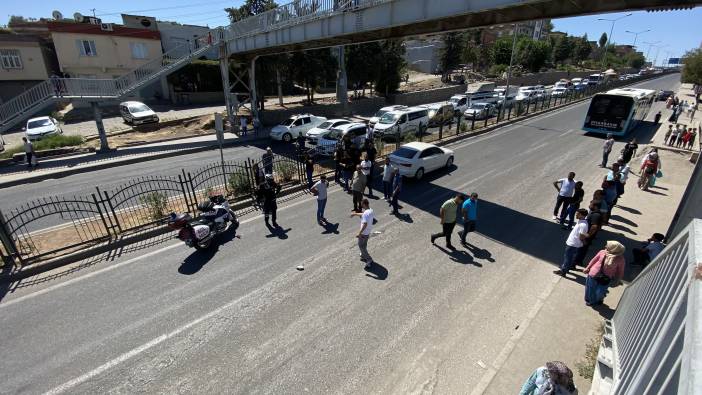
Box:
364 261 373 270
446 244 456 251
552 215 559 220
430 235 437 244
553 270 566 277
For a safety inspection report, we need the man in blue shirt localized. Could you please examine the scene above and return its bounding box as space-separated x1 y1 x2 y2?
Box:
458 192 478 245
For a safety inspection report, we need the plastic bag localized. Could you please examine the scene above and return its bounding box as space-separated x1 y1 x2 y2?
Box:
656 170 663 178
650 175 657 187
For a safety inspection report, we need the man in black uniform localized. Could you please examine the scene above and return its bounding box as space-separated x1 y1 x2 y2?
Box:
257 174 282 228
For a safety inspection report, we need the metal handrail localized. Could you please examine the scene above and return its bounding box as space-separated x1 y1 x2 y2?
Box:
228 0 391 38
591 219 702 394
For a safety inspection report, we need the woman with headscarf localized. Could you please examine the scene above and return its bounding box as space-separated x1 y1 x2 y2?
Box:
519 361 577 395
638 150 660 191
583 241 625 306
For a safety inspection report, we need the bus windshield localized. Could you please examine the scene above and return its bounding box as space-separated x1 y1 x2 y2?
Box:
584 95 633 132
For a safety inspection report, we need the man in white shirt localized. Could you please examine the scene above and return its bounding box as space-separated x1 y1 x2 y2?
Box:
554 208 589 276
351 198 375 269
311 174 329 225
552 172 576 220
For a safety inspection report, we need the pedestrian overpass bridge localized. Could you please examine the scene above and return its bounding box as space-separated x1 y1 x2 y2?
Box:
0 0 699 143
225 0 698 55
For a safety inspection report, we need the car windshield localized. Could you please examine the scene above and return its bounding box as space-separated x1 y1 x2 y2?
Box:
128 104 151 113
392 147 418 159
317 121 333 129
469 103 487 109
449 97 461 103
279 118 295 126
374 110 389 118
379 113 399 124
27 119 52 128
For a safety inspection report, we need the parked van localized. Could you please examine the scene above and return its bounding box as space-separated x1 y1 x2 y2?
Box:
373 107 429 138
449 90 498 115
368 105 408 128
419 102 454 127
119 101 159 125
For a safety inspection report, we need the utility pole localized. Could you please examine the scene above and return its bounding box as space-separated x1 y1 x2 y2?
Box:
90 8 96 18
500 23 519 119
598 13 632 71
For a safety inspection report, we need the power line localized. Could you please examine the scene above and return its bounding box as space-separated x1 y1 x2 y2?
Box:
96 0 234 17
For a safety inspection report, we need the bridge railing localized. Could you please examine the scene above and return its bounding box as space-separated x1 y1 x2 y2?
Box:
228 0 392 37
590 219 702 394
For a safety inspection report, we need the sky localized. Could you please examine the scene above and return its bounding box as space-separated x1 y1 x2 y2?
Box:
2 1 700 66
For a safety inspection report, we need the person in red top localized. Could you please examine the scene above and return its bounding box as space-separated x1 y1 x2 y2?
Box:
583 241 625 306
638 151 660 191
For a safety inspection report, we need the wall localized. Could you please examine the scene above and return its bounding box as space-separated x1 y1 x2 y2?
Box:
404 39 441 74
157 22 217 60
0 42 51 81
260 97 386 125
51 32 162 78
170 91 224 105
388 85 465 106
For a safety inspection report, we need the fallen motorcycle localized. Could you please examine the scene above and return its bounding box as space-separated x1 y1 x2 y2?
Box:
167 194 239 250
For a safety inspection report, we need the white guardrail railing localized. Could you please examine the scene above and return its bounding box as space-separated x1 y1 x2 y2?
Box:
590 219 702 394
0 28 224 133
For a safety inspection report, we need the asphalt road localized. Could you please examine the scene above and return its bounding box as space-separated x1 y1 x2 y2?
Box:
0 74 680 394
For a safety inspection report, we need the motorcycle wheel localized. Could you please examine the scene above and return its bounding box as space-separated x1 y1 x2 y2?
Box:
194 238 212 250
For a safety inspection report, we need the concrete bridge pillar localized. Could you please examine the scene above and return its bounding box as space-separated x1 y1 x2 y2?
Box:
336 46 349 114
249 57 259 121
219 44 236 131
91 102 110 153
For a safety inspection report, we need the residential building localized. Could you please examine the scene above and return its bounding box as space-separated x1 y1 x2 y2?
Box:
47 21 162 80
490 19 552 41
614 44 636 57
404 38 442 74
122 14 217 60
0 33 58 103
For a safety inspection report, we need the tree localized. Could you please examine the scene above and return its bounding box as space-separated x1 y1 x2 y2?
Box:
439 32 467 81
552 36 571 65
346 42 382 97
225 0 278 22
517 38 551 72
290 49 338 103
491 37 514 66
374 40 406 96
626 52 646 69
573 35 592 63
599 32 608 48
681 48 702 86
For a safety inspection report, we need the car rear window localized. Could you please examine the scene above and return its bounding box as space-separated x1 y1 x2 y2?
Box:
28 119 52 128
392 147 418 159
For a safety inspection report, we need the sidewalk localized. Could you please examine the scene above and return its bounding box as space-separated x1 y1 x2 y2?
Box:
650 83 700 148
0 131 268 188
483 112 697 392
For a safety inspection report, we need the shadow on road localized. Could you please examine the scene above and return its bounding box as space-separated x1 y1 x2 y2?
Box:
364 261 388 280
178 228 240 275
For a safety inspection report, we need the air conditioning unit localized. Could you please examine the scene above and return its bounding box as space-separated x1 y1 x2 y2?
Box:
100 23 114 31
88 17 101 25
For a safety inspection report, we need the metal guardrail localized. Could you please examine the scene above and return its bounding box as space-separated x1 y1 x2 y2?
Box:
228 0 392 38
0 29 223 133
590 219 702 394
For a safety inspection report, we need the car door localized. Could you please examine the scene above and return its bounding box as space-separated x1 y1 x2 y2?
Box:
300 117 312 133
397 114 409 135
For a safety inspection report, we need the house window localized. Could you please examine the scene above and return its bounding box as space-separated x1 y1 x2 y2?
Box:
76 40 97 56
0 49 23 69
130 43 148 59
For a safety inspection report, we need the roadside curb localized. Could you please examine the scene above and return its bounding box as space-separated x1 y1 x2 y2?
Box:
0 136 270 189
2 183 308 282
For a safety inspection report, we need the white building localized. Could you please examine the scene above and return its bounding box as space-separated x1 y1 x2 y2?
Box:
121 14 217 60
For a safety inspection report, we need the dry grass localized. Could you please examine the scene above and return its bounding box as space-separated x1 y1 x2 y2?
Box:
576 323 606 380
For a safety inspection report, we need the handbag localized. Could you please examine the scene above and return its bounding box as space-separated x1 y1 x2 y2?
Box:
593 255 611 285
656 170 663 178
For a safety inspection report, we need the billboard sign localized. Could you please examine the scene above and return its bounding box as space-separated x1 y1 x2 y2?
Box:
668 58 681 65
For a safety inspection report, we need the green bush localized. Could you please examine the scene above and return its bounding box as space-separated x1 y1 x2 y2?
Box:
274 160 297 182
0 134 84 159
139 192 168 220
488 64 508 77
402 132 418 143
227 171 252 196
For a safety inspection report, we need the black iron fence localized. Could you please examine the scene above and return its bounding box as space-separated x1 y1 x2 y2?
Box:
0 71 674 267
0 155 304 266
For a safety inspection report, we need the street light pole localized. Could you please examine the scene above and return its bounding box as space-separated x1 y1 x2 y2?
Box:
643 41 661 64
500 23 519 119
598 13 632 71
625 29 650 49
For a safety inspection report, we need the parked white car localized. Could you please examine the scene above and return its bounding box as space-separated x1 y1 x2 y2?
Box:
24 116 63 141
305 118 351 139
270 114 327 142
119 101 159 125
369 105 407 128
388 142 454 180
551 87 569 97
463 103 497 120
515 87 537 101
308 122 366 156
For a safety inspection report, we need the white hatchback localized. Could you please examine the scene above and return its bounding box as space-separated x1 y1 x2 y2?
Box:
24 116 62 141
270 114 327 143
388 142 454 180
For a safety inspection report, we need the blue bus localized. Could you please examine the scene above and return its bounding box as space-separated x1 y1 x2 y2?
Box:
583 88 656 136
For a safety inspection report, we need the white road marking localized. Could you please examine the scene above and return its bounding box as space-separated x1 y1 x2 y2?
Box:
558 129 576 138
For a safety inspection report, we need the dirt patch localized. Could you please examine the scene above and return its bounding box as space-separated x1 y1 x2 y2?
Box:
84 114 217 149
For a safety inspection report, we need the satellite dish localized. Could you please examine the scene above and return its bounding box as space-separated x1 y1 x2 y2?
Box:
52 10 64 20
73 12 84 23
